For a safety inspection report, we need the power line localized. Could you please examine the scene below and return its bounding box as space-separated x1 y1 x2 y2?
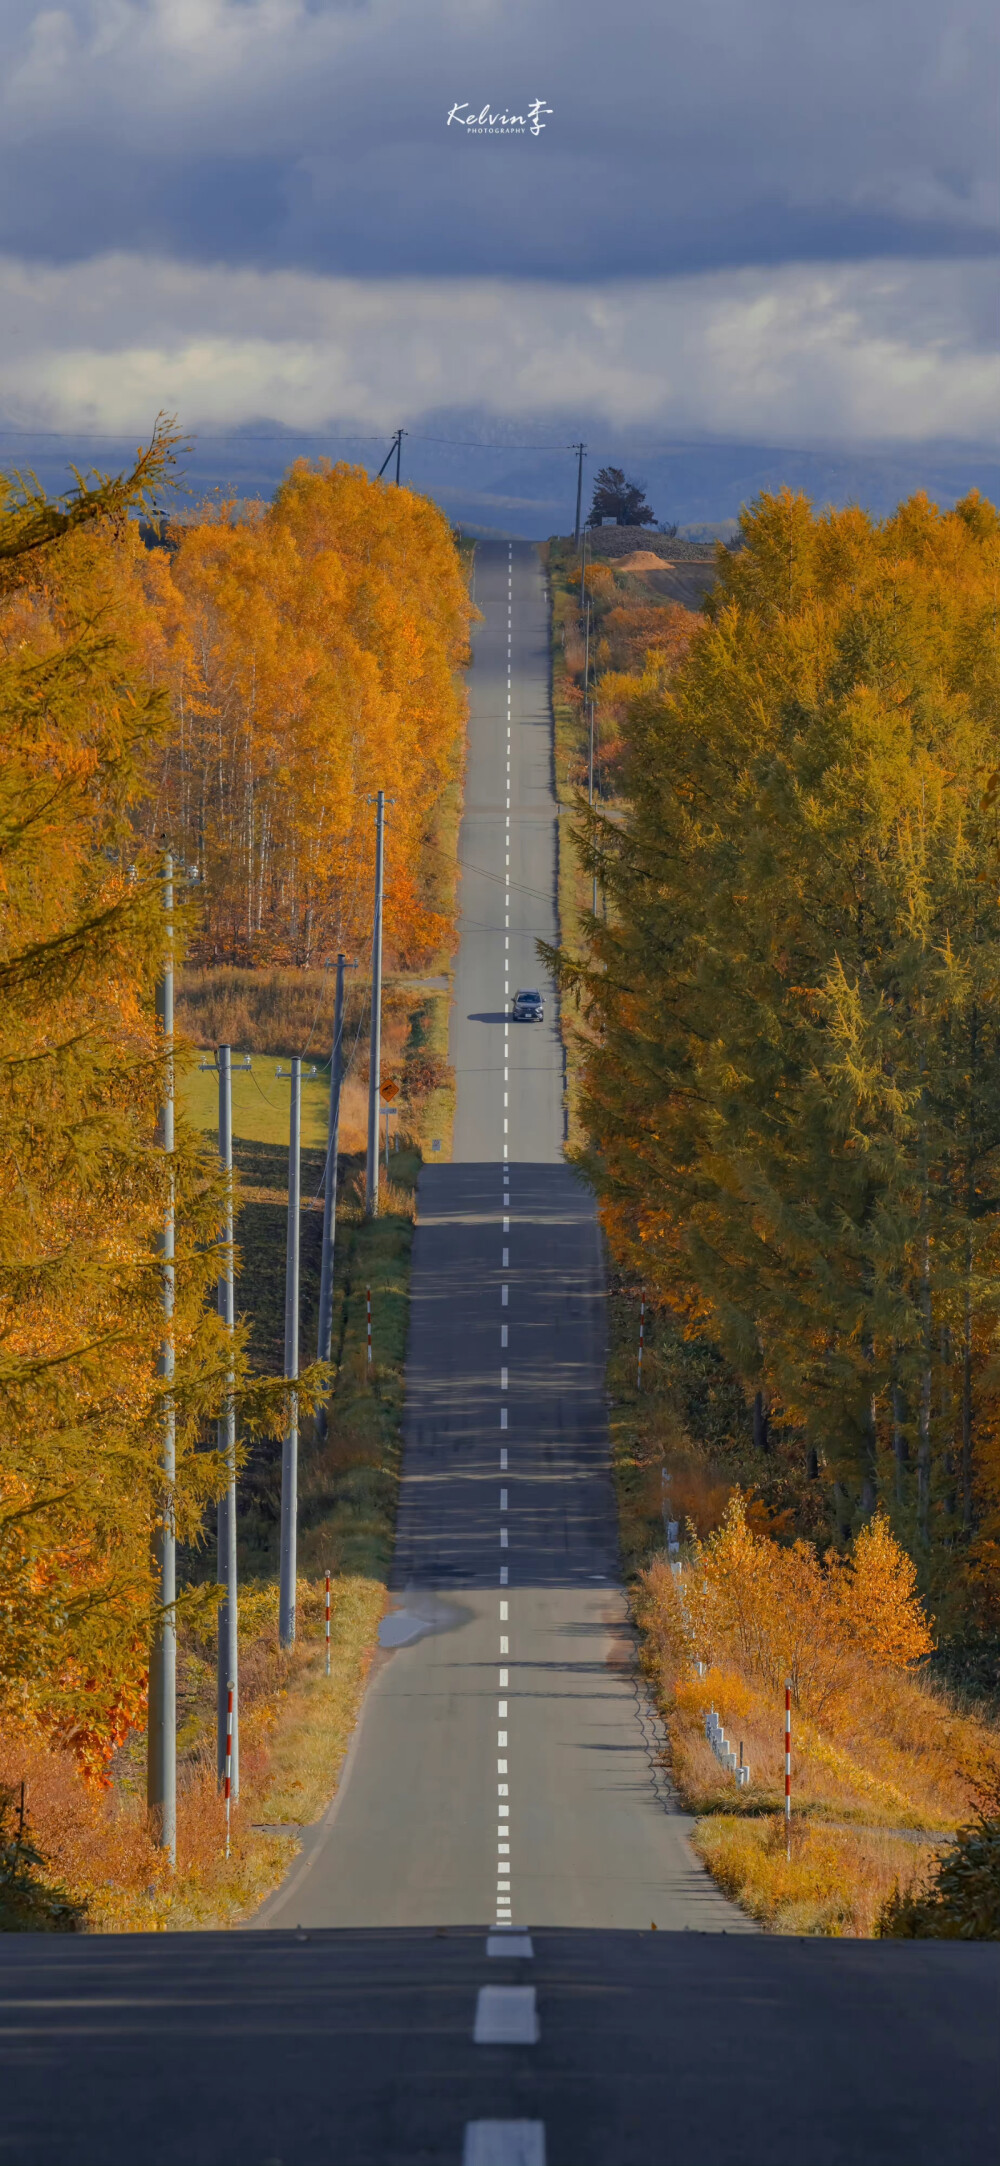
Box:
0 422 668 459
406 434 576 453
422 828 568 911
0 423 576 452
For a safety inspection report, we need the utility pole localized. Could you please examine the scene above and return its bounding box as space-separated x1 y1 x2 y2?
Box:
148 852 176 1865
316 954 355 1438
199 1044 250 1793
583 596 599 917
215 1044 238 1794
589 699 598 919
579 526 589 613
571 441 587 549
365 792 386 1218
279 1056 301 1647
377 429 406 485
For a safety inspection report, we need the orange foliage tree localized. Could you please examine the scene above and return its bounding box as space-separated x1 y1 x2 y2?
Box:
554 489 1000 1598
683 1494 934 1716
138 462 472 968
0 431 240 1783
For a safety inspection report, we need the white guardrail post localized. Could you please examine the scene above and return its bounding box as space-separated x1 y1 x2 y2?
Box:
704 1698 750 1788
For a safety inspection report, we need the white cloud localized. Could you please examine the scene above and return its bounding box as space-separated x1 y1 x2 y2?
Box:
0 252 996 449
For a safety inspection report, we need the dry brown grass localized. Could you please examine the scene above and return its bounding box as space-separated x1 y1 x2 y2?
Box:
0 1573 384 1932
177 965 344 1056
693 1815 938 1937
638 1551 1000 1933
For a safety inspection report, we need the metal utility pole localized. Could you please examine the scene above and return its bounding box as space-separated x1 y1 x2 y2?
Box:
215 1045 238 1793
316 954 355 1438
202 1044 249 1794
583 598 599 917
148 853 176 1864
584 701 593 922
579 526 589 612
571 440 587 548
377 429 406 485
279 1056 302 1647
365 792 386 1218
785 1681 792 1858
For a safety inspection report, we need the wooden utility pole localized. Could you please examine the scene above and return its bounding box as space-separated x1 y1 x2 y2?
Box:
148 853 176 1863
377 429 406 485
279 1057 302 1647
317 954 355 1436
572 441 587 547
365 793 386 1218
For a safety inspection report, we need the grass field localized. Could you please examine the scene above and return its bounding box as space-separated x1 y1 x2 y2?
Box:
181 1051 335 1150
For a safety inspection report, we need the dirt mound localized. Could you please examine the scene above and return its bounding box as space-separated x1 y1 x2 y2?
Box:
615 551 673 573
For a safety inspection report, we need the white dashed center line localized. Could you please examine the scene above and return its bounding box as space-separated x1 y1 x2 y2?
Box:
494 555 518 1930
473 1987 539 2045
463 2124 545 2166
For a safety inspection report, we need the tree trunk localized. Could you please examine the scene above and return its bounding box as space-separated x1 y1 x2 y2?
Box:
752 1390 769 1455
918 1249 932 1547
861 1336 878 1516
892 1366 908 1507
832 1481 852 1545
940 1323 957 1528
962 1236 974 1532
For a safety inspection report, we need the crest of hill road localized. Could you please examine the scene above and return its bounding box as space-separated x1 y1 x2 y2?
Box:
546 477 1000 1938
2 419 1000 1942
0 425 475 1929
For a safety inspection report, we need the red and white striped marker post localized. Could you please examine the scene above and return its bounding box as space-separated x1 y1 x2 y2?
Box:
785 1679 792 1858
637 1289 645 1391
325 1571 331 1677
224 1680 235 1860
366 1285 372 1368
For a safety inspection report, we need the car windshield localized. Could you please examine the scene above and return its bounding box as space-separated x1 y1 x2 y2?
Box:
519 991 541 1001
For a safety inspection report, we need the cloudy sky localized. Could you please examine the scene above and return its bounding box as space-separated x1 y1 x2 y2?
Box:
1 0 997 528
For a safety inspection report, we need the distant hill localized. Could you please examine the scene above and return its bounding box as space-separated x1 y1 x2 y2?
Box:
8 413 998 542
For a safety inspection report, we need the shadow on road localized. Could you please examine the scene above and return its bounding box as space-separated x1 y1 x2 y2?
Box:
0 1925 994 2166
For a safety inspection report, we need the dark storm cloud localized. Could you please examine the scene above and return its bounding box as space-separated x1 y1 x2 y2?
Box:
0 0 996 279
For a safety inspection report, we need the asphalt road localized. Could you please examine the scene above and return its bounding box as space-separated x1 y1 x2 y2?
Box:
261 537 738 1935
2 543 995 2165
1 1927 996 2165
